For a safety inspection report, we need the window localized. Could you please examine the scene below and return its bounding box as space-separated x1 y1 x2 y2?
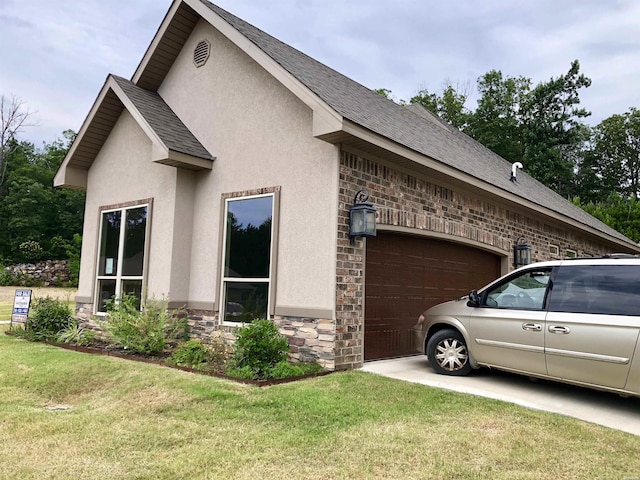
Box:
483 268 552 310
547 265 640 315
221 194 274 323
549 244 559 257
565 249 577 259
95 204 148 312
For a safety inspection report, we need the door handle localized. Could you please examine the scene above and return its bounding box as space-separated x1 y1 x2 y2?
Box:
548 325 571 334
522 323 542 331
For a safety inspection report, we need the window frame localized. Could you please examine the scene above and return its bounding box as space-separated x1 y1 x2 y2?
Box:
480 267 553 311
94 200 151 315
218 191 279 325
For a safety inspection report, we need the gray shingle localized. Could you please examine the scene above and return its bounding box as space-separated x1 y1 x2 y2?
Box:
112 75 213 160
201 1 635 247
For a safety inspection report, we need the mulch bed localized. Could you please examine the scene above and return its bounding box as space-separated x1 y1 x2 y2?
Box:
4 331 332 387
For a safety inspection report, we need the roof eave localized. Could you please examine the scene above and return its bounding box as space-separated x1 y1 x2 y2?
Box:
337 120 640 253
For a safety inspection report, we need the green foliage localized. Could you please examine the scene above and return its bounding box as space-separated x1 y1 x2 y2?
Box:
409 83 471 130
0 264 16 286
225 365 256 380
269 361 304 379
18 240 43 261
26 296 73 339
574 194 640 243
228 319 289 379
0 134 85 264
103 295 183 355
168 339 209 368
56 319 95 346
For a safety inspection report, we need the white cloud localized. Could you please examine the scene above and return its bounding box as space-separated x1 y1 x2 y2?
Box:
1 0 639 145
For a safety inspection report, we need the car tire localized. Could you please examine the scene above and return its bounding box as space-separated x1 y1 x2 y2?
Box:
426 329 472 376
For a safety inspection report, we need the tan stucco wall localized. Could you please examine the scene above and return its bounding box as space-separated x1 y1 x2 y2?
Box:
157 19 339 314
78 111 180 303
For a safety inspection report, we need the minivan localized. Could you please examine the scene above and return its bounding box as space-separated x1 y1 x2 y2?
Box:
413 256 640 397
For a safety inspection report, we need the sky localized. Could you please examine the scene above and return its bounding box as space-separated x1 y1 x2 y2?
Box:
1 0 639 147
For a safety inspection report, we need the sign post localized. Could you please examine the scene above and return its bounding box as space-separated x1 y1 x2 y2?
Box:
11 289 32 328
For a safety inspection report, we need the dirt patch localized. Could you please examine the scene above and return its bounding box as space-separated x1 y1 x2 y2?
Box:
0 286 77 304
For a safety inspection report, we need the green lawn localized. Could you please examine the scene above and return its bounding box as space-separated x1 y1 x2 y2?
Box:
1 326 639 480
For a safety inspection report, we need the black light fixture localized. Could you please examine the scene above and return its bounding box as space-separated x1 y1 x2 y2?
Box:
513 237 531 268
349 189 377 243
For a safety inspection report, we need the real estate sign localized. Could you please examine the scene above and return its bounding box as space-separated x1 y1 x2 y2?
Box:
11 289 32 324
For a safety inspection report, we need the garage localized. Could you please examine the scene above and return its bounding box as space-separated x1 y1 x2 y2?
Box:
364 231 501 361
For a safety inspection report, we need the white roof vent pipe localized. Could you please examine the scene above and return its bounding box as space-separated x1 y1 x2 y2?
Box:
511 162 523 182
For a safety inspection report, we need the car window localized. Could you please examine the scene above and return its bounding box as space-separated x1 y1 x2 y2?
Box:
483 268 552 310
547 265 640 315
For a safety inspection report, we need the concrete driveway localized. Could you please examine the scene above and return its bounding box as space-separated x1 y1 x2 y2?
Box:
361 355 640 436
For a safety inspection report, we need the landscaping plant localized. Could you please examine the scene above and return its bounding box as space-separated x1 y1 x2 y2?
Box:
24 296 73 339
227 319 288 379
102 295 188 355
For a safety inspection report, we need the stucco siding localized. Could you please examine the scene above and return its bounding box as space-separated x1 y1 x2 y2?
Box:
157 19 339 314
78 111 180 304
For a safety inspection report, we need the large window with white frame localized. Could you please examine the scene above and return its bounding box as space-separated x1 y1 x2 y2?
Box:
95 203 149 313
221 194 274 323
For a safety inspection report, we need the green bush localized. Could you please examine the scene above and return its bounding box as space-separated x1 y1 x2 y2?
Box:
168 339 208 368
56 320 95 346
225 365 256 380
0 264 14 286
228 319 289 379
26 296 73 339
102 295 189 355
269 361 304 379
267 360 325 379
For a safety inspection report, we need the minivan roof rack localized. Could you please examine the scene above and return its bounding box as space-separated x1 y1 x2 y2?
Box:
563 253 639 261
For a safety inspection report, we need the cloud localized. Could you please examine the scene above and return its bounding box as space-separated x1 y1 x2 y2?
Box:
2 0 640 145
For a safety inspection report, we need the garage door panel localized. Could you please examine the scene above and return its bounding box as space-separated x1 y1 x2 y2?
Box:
365 232 501 361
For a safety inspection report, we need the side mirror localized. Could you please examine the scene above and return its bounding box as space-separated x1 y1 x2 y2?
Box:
467 290 480 307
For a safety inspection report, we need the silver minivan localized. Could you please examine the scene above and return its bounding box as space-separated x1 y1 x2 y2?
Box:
413 256 640 397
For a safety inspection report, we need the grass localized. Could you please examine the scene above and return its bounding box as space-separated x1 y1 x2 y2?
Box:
0 286 77 322
1 326 640 480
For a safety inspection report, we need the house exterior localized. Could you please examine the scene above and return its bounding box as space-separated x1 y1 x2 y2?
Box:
55 0 640 370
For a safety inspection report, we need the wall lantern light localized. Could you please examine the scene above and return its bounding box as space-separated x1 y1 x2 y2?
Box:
349 189 377 243
513 237 531 268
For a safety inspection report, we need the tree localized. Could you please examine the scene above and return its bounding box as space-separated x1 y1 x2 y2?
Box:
575 193 640 243
587 108 640 199
521 60 592 197
0 95 34 187
466 70 531 164
0 132 84 263
409 82 471 130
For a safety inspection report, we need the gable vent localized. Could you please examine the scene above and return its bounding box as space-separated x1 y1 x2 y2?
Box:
193 40 211 67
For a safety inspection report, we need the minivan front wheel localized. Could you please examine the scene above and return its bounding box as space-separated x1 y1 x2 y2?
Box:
426 329 472 376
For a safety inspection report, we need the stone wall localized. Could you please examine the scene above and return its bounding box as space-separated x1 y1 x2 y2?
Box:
3 260 71 286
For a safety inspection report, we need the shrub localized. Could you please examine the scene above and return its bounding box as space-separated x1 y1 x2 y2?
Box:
56 320 95 346
19 241 43 262
225 365 256 380
228 319 289 379
269 361 304 379
168 336 231 373
103 295 173 355
26 296 73 339
168 339 208 368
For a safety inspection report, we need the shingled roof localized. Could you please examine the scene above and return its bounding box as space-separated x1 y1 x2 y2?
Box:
198 1 636 248
111 75 213 162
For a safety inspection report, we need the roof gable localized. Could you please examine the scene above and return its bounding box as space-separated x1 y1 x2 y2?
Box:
54 75 213 189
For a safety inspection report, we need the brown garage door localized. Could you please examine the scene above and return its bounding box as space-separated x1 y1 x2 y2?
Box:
365 232 501 361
